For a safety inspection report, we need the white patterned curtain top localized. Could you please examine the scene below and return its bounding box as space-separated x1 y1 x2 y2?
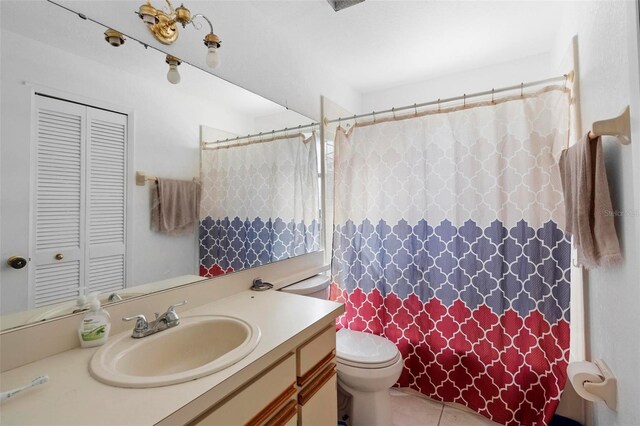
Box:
334 89 570 231
201 133 319 224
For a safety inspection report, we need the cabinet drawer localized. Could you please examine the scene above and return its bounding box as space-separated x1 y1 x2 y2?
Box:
296 325 336 386
193 353 296 425
265 400 298 426
298 370 338 426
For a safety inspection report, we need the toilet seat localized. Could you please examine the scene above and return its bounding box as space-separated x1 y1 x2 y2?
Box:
336 329 400 369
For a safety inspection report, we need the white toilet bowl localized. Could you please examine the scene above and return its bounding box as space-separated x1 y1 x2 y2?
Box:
280 276 403 426
335 328 403 426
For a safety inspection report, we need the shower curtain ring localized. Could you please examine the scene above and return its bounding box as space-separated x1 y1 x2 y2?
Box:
373 111 376 122
437 99 441 112
491 89 495 104
414 103 418 116
392 107 396 119
463 94 466 107
564 74 568 89
520 82 524 97
353 114 357 124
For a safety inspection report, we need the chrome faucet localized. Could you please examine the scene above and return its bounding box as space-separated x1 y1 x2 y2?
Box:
107 292 123 302
123 300 187 338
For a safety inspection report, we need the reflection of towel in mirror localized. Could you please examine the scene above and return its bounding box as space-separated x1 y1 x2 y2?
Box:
151 178 200 236
559 134 622 269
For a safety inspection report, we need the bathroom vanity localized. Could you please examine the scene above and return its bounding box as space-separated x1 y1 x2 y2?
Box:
0 289 343 425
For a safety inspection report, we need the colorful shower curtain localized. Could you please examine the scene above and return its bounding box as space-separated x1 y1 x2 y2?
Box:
199 133 320 277
331 89 571 425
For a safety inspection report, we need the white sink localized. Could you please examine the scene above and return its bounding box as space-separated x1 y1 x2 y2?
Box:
89 315 260 388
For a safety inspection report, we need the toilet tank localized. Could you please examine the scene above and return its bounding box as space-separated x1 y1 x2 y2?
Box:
280 275 330 300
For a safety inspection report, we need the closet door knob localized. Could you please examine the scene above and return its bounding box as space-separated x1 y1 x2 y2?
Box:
7 256 27 269
55 253 64 261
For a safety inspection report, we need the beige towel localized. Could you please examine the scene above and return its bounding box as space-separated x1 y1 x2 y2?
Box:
559 134 622 269
151 178 200 236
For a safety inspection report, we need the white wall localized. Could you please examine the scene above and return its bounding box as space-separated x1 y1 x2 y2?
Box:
0 29 255 314
552 1 640 425
361 53 553 113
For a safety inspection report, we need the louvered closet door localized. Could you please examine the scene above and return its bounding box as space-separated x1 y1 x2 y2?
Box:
32 96 85 308
86 108 127 295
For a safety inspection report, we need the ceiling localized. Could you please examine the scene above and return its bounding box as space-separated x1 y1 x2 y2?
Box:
2 1 566 116
232 0 565 93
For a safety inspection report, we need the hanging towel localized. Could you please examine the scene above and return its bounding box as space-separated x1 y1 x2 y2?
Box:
151 178 200 236
559 134 622 268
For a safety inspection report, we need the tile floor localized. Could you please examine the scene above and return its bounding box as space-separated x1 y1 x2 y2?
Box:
390 389 500 426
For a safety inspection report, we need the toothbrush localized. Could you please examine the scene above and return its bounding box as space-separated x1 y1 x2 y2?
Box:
0 375 49 403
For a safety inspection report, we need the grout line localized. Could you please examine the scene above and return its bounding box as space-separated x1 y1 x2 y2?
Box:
437 403 445 426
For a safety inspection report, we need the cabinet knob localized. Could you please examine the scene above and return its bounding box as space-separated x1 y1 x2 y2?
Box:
7 256 27 269
54 253 64 261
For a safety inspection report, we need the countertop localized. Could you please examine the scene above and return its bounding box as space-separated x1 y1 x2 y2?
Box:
0 290 344 425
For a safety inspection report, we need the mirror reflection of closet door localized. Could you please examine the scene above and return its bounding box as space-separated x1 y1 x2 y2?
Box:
30 95 127 309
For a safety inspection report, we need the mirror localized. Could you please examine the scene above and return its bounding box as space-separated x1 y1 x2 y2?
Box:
0 1 322 330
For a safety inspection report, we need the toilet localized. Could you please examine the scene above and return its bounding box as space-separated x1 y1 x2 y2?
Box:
281 275 403 426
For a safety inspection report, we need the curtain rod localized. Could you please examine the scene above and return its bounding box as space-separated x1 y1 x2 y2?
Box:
325 72 573 125
202 122 319 147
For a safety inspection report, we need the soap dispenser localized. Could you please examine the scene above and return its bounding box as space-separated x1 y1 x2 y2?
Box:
78 295 111 348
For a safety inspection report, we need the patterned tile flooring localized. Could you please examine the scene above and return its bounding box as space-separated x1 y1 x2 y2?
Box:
391 389 500 426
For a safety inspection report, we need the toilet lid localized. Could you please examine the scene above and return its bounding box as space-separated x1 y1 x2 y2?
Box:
336 329 400 368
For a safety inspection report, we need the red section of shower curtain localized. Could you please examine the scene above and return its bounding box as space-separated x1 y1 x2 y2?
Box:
331 285 570 426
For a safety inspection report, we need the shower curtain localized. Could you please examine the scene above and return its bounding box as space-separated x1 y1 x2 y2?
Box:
331 89 571 425
199 133 320 277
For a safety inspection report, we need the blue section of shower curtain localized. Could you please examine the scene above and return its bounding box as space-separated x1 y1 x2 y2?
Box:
199 216 320 273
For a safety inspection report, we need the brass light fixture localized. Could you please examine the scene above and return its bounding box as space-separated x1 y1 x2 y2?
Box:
104 29 126 47
136 1 221 69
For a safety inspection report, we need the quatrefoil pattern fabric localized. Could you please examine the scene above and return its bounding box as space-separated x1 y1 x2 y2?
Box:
331 89 571 426
199 134 320 277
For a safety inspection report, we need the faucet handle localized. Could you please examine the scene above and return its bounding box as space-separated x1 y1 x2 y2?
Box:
163 300 186 323
167 300 187 313
122 314 148 332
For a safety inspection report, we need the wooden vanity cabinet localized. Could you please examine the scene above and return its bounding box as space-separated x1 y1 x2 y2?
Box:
295 326 338 426
184 325 338 426
189 353 298 426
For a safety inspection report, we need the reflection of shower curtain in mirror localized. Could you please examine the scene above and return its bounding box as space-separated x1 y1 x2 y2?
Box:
199 133 320 277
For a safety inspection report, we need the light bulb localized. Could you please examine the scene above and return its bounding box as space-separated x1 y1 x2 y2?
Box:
206 46 220 68
167 64 181 84
142 13 157 25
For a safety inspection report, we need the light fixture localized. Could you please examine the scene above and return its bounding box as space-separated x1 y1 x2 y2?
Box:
104 29 126 47
136 1 221 68
165 54 181 84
